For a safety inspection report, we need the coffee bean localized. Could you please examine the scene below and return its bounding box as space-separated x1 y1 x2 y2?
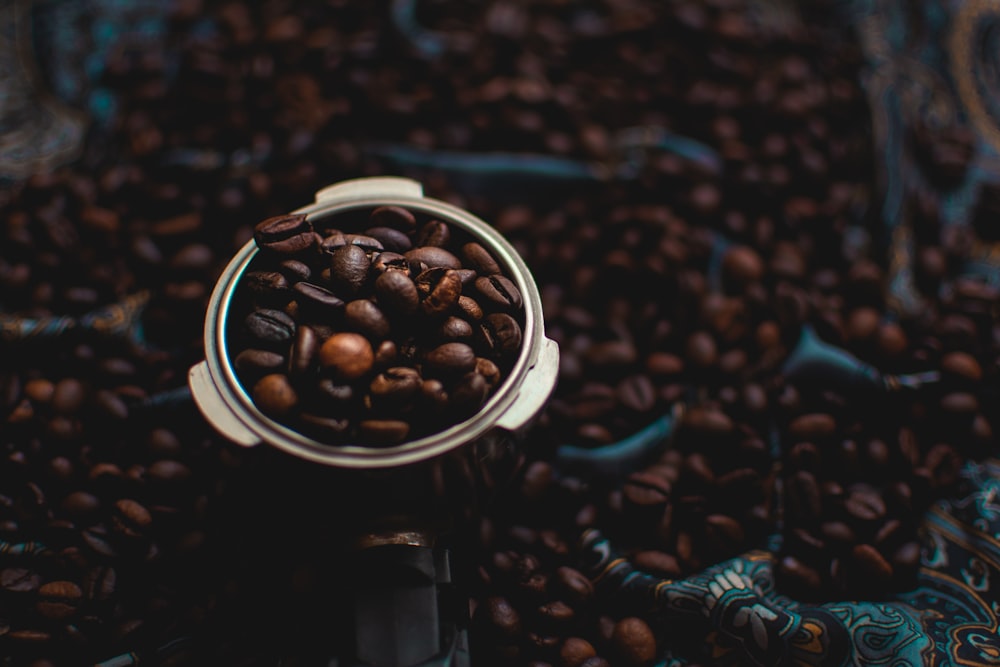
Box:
254 214 315 254
370 205 416 231
252 374 298 418
112 499 152 539
787 413 836 441
462 242 501 275
288 325 319 377
844 488 886 526
852 543 893 580
476 358 502 388
371 251 411 276
243 270 290 305
369 367 422 408
475 274 523 310
292 282 345 313
439 316 474 341
298 413 351 440
343 233 384 253
560 638 597 667
329 244 370 296
551 567 593 605
319 333 374 381
358 419 410 444
365 226 412 253
611 617 656 666
477 596 522 641
1 568 40 593
415 220 451 247
374 270 419 314
244 309 296 348
479 313 523 357
344 300 391 340
457 295 484 320
424 343 477 377
452 372 490 415
35 581 83 620
617 375 655 413
405 246 461 269
777 555 822 597
234 349 286 377
416 268 463 315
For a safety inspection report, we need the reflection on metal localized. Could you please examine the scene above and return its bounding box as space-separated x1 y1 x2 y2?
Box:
0 0 84 178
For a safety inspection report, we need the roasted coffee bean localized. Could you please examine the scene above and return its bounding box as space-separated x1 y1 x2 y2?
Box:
475 275 523 310
476 358 502 388
415 220 451 247
451 372 490 415
374 270 420 314
365 226 412 253
319 333 374 381
462 242 501 275
358 419 410 444
369 367 422 407
405 245 461 270
292 282 345 313
370 205 416 231
479 313 523 356
329 244 370 296
345 299 391 340
254 214 315 254
112 499 152 539
439 316 474 341
424 343 477 377
457 295 484 320
298 413 351 439
371 251 411 276
244 309 296 347
611 617 656 666
234 349 286 377
252 374 298 418
35 581 83 621
559 638 597 667
288 325 319 377
416 268 463 316
343 234 384 252
243 270 289 304
1 568 40 593
279 258 312 282
551 567 593 605
476 596 522 641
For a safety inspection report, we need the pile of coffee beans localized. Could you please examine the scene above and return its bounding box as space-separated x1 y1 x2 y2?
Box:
0 0 997 664
227 205 525 445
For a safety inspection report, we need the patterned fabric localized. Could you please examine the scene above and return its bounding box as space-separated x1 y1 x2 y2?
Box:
580 459 1000 665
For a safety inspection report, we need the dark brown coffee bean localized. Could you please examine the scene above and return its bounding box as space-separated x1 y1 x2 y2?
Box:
345 299 391 340
112 499 152 539
36 581 83 620
462 242 501 275
721 245 764 292
319 333 374 381
244 309 296 347
612 617 656 666
343 233 384 252
415 219 451 247
439 316 474 341
254 213 315 254
329 244 370 296
704 514 745 554
632 551 681 579
852 543 893 580
358 419 410 444
365 226 412 253
617 375 655 413
476 358 502 388
424 343 477 377
60 491 101 519
475 274 523 310
371 251 411 276
623 472 671 509
369 367 422 407
252 374 298 418
941 351 982 382
788 471 822 523
479 313 523 357
52 378 86 414
374 270 419 314
288 325 319 377
477 596 521 641
451 372 490 415
685 331 717 368
416 268 463 315
1 568 40 593
83 566 116 604
777 555 822 597
536 600 575 631
457 295 484 320
243 270 289 304
234 349 286 377
374 340 398 368
405 245 461 269
421 379 449 412
560 638 597 667
820 521 856 546
292 282 345 313
279 258 312 282
370 205 416 231
787 413 836 441
551 567 593 605
298 413 351 440
844 488 886 525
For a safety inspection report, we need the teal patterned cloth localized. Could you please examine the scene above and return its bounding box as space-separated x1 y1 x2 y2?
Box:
581 459 1000 666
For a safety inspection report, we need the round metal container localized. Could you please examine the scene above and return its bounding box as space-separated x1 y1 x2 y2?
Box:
188 176 559 474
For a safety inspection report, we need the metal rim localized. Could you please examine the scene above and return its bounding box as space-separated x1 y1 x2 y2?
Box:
203 194 545 468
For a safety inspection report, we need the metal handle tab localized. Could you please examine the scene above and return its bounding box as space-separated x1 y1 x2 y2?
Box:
495 336 559 433
312 176 424 205
188 361 261 448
